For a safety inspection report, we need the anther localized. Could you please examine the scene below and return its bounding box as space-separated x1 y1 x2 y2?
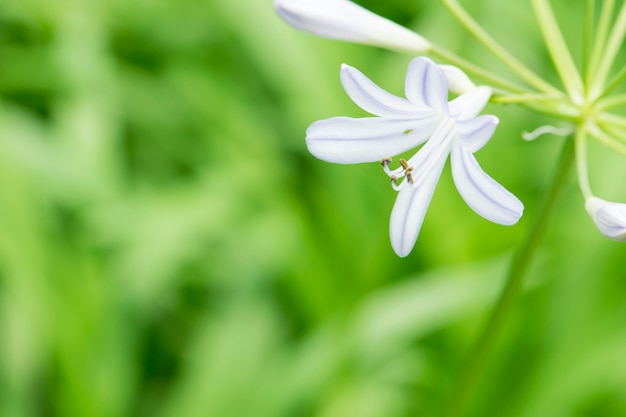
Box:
390 176 404 191
399 158 409 169
380 157 392 167
405 167 414 184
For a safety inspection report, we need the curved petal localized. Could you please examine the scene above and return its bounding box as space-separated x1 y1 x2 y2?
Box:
389 156 446 257
306 116 438 163
439 64 476 94
585 197 626 241
274 0 430 53
404 57 449 113
450 141 523 225
340 64 431 118
456 115 499 153
448 86 492 120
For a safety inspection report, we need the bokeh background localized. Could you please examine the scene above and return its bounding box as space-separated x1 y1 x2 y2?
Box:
0 0 625 416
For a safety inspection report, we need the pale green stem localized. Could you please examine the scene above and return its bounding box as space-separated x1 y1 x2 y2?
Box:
491 94 579 119
443 138 575 417
586 0 615 89
590 1 626 100
439 0 564 97
591 122 626 157
491 93 561 104
596 64 626 100
598 112 626 129
596 93 626 111
532 0 584 103
582 0 594 84
519 100 579 120
429 46 528 93
599 121 626 142
575 127 593 199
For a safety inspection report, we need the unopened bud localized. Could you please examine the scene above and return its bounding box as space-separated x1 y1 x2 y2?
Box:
585 196 626 242
439 64 476 94
274 0 431 53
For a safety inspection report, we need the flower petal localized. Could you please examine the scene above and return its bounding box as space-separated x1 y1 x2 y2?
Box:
585 197 626 241
404 57 449 113
450 141 523 225
439 64 476 95
340 64 431 118
456 115 499 153
306 116 439 163
274 0 430 53
448 86 492 120
389 156 446 257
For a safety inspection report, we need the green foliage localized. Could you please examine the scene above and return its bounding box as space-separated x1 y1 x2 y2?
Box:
0 0 625 416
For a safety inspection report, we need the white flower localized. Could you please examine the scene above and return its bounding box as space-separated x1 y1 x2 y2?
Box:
307 57 523 257
585 197 626 242
274 0 430 53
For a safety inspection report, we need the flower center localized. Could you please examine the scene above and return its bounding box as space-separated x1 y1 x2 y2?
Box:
381 117 457 191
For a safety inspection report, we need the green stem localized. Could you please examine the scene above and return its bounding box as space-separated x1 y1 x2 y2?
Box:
597 112 626 129
575 127 592 199
440 0 563 97
596 93 626 111
586 0 615 89
494 97 579 120
590 1 626 100
491 93 560 104
582 0 594 84
532 0 584 103
598 121 626 143
429 46 528 93
490 93 579 119
589 122 626 157
596 63 626 100
444 138 575 417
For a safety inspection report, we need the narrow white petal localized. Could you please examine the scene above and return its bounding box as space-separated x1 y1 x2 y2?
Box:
389 120 455 257
340 64 432 118
456 115 499 153
404 118 456 179
439 65 476 95
389 156 446 257
404 57 449 113
585 197 626 241
274 0 430 53
448 86 492 120
306 116 439 163
450 141 523 225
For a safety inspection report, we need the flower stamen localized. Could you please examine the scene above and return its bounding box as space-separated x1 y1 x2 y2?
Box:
405 166 415 184
390 175 406 191
382 159 406 179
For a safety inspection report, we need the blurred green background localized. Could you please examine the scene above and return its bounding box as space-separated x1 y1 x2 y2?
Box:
0 0 625 416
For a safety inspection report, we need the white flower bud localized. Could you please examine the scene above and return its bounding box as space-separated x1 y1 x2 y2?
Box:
585 196 626 242
274 0 431 53
439 64 476 95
